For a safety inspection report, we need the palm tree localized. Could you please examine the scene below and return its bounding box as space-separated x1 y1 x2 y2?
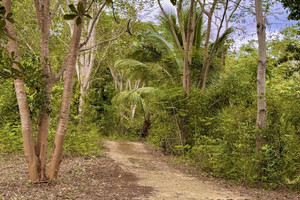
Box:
110 58 170 136
137 11 233 90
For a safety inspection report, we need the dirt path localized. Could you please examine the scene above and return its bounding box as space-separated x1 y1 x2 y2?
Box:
105 140 251 200
1 141 299 199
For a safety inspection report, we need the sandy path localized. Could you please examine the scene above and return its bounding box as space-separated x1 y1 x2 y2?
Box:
105 140 252 200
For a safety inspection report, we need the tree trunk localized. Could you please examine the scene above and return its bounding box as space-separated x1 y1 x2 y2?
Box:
141 113 151 138
77 5 104 115
78 84 86 115
178 0 196 92
198 14 212 91
196 0 218 91
34 0 52 181
183 55 191 92
48 0 86 180
255 0 267 152
3 0 39 182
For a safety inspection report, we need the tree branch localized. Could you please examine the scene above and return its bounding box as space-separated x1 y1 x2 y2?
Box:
79 1 106 48
51 0 63 19
79 31 125 52
177 0 187 49
228 0 242 22
196 0 210 16
157 0 182 53
208 0 229 62
53 60 67 83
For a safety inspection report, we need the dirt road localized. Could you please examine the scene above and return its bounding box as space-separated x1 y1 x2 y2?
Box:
105 140 251 200
1 141 298 199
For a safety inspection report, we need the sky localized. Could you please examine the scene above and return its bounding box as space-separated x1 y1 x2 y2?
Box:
138 0 299 49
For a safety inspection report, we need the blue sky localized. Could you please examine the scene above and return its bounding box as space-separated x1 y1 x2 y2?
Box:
139 0 298 48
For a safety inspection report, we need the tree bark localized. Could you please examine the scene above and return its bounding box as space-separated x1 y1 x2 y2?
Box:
77 4 109 115
78 30 97 114
141 113 151 138
158 0 196 92
197 0 217 90
200 0 229 91
34 0 52 181
48 0 87 180
178 0 196 92
3 0 39 182
255 0 267 152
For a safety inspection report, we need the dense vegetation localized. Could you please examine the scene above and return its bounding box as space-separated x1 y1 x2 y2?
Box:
0 0 300 191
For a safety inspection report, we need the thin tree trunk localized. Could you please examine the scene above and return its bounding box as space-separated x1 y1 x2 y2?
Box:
34 0 52 181
178 0 196 92
3 0 39 181
255 0 267 152
78 83 86 114
196 0 217 90
48 0 86 180
77 4 104 115
109 67 119 90
183 56 190 91
141 113 151 138
198 0 238 91
198 13 212 90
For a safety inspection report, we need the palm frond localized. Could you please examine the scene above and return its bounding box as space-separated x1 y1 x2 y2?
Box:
194 15 204 50
145 35 183 69
209 27 234 55
115 87 161 115
113 59 174 83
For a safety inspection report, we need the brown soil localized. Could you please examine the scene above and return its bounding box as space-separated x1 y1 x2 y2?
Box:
0 154 152 200
105 140 300 200
1 140 300 200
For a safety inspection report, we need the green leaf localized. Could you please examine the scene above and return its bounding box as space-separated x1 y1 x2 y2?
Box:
68 4 78 13
84 14 92 19
0 20 5 27
6 12 13 18
3 68 12 75
76 16 81 25
29 87 35 95
0 9 5 15
170 0 176 6
11 51 15 59
77 2 84 14
106 0 113 5
64 14 77 20
6 17 14 23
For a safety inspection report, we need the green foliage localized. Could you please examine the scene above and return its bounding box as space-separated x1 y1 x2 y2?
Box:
278 0 300 20
0 79 22 153
0 0 300 192
0 123 23 153
63 122 103 155
140 28 300 189
0 4 14 36
64 3 91 25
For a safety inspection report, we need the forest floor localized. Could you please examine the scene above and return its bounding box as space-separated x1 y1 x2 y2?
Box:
0 140 299 200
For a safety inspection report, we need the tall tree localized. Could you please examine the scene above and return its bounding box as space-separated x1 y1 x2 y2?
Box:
33 0 52 181
196 0 241 91
3 0 87 181
3 0 40 182
158 0 197 92
254 0 267 152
